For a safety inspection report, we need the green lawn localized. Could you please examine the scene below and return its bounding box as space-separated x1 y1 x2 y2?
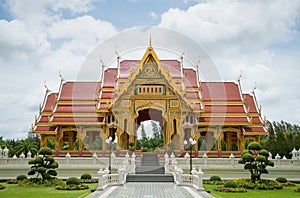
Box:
0 183 98 198
203 183 300 198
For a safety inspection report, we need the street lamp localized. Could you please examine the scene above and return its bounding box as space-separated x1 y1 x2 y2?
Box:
184 137 197 174
105 136 117 173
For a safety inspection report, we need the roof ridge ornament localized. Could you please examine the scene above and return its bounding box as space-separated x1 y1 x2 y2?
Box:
252 83 257 94
59 70 64 81
44 81 49 93
149 34 152 47
237 71 242 82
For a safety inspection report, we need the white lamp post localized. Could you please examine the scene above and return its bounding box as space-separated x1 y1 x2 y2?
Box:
184 137 196 174
106 136 117 173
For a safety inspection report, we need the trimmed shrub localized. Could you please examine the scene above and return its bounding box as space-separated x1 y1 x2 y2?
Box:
16 175 27 181
81 173 92 180
224 181 238 188
66 177 80 185
276 177 287 183
0 184 6 190
210 175 221 182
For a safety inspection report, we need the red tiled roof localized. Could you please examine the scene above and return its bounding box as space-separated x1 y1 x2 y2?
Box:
103 68 117 88
101 92 115 99
98 102 108 110
202 82 242 101
59 82 100 101
184 69 198 88
42 93 57 112
251 117 263 125
119 60 139 79
161 60 181 78
198 117 249 123
55 105 97 113
38 115 49 123
35 126 56 132
186 92 200 99
51 117 104 123
244 127 266 133
204 105 246 113
244 94 258 113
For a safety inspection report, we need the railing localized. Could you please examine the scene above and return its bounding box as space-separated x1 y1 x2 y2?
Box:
173 167 204 191
97 169 127 190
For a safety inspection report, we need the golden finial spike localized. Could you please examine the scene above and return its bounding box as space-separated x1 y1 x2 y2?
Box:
59 70 64 81
115 48 120 60
264 116 267 124
252 83 257 93
181 51 185 60
149 34 152 47
44 81 49 93
238 71 242 82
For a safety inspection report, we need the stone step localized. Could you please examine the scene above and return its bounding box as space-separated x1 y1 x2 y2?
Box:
136 166 165 174
126 174 174 182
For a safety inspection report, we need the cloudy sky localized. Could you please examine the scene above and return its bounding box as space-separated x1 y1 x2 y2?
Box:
0 0 300 139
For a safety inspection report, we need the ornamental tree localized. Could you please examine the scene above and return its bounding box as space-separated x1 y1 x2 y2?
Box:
238 142 274 182
28 147 58 181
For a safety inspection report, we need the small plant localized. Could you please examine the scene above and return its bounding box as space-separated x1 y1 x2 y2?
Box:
16 175 27 181
276 177 287 183
66 177 80 185
224 181 238 188
0 184 6 190
80 173 92 180
210 175 221 181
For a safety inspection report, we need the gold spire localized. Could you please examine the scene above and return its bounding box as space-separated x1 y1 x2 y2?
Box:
44 81 49 93
59 70 64 81
149 34 152 47
252 83 257 94
237 71 242 82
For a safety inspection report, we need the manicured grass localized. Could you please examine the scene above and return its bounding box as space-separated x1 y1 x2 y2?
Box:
0 183 98 198
203 183 300 198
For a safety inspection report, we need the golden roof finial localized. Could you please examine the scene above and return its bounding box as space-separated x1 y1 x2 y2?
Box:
180 51 185 61
59 70 64 81
252 83 257 94
44 81 49 93
237 71 242 82
115 48 120 59
149 34 152 47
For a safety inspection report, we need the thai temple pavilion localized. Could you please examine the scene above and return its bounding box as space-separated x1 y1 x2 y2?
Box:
32 43 267 157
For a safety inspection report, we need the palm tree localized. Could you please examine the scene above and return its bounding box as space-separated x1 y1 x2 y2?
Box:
16 139 39 157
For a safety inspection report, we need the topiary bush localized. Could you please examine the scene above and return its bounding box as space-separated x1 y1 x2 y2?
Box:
0 184 6 190
224 181 238 188
276 177 287 183
28 147 58 181
66 177 80 185
210 175 221 181
80 173 92 180
16 175 27 181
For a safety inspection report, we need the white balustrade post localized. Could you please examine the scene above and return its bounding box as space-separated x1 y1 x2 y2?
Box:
229 153 235 166
3 147 8 158
27 151 32 158
111 152 116 170
123 152 129 172
118 168 126 184
177 168 183 185
196 168 204 191
131 152 136 174
20 152 25 164
97 169 106 191
65 152 71 164
268 152 272 160
275 153 281 166
164 152 169 174
203 153 207 165
93 152 97 165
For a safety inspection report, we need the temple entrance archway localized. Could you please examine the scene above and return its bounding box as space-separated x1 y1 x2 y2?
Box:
135 108 165 146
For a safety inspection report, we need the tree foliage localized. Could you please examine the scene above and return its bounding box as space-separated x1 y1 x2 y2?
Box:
28 147 58 181
262 120 300 158
238 142 274 182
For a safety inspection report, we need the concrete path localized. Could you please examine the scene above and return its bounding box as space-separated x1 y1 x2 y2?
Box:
87 182 214 198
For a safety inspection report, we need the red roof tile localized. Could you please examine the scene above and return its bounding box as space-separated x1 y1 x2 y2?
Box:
244 94 258 113
38 115 49 123
202 82 242 101
103 68 117 88
184 69 198 88
119 60 139 79
244 127 266 133
35 126 56 132
204 105 246 113
161 60 181 78
198 117 249 123
55 105 97 113
51 117 104 123
42 93 57 112
101 92 115 99
59 82 100 101
186 92 200 99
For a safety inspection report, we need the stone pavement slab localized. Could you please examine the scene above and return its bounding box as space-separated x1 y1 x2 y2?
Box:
87 182 214 198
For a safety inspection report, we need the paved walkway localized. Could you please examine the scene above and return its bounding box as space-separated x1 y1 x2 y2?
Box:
87 182 214 198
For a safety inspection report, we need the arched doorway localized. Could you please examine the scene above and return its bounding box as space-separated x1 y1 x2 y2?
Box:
135 108 165 150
